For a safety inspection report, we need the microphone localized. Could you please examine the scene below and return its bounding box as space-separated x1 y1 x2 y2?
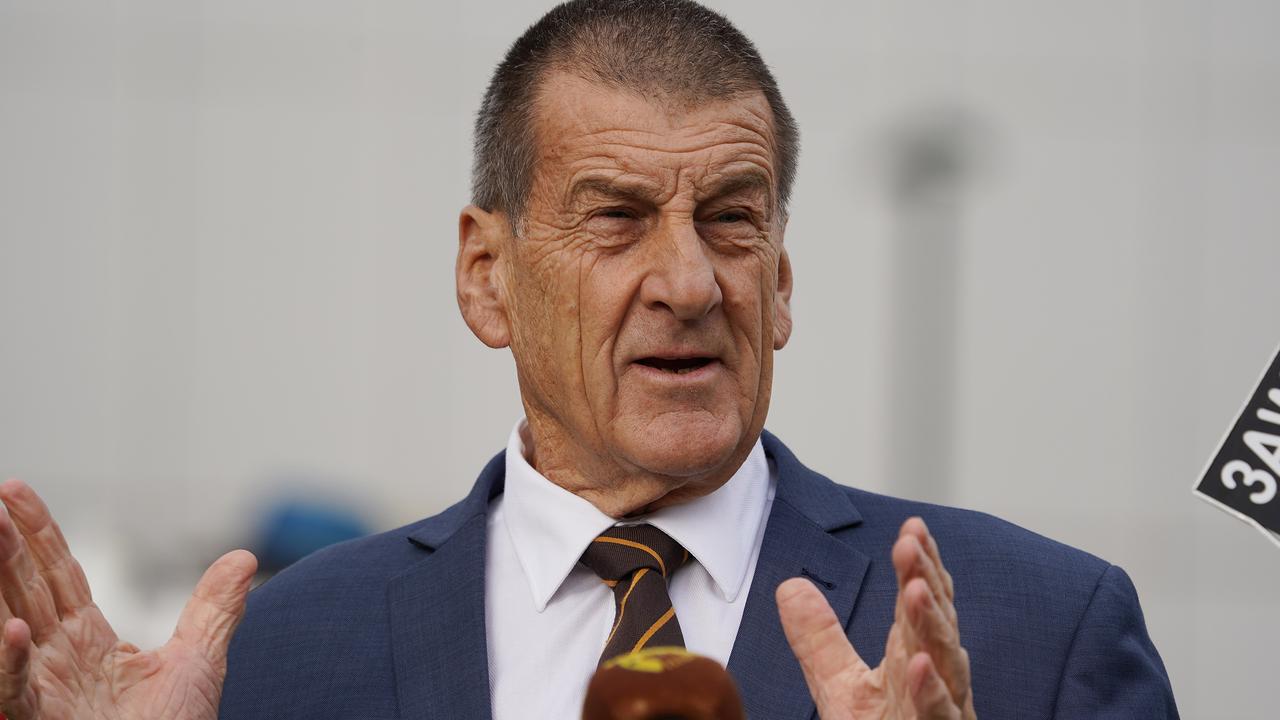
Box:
581 647 745 720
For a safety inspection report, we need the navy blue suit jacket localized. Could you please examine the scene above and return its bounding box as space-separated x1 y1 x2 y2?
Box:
220 432 1178 718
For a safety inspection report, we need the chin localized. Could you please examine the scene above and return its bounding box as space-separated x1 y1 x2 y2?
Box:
617 411 747 478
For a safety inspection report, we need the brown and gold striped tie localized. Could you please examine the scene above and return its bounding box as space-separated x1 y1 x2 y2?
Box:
579 524 691 664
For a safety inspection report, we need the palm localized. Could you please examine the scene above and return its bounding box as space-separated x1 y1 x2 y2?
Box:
778 519 977 720
811 625 924 720
0 480 256 720
29 617 215 720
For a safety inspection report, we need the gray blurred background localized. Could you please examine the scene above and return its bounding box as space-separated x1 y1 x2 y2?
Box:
2 0 1278 716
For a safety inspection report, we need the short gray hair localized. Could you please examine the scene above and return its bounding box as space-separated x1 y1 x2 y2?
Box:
471 0 800 228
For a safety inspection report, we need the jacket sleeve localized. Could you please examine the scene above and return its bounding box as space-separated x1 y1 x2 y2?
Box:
1050 564 1179 718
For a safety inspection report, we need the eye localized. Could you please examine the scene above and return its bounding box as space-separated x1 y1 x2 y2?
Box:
584 207 645 249
714 210 748 223
598 208 637 220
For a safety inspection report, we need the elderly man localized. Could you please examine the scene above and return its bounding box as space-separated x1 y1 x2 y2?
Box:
0 1 1177 718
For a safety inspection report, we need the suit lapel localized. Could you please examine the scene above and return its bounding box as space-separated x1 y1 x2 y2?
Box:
728 433 871 720
388 453 504 720
382 436 867 720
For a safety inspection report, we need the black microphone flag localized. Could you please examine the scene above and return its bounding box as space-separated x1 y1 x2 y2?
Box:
1196 342 1280 547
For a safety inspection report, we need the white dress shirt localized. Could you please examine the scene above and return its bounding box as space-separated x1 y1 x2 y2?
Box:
485 419 777 720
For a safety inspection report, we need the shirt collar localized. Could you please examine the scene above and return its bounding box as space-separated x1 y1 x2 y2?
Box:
501 418 771 611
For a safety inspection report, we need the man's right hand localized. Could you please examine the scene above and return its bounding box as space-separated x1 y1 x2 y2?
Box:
0 479 256 720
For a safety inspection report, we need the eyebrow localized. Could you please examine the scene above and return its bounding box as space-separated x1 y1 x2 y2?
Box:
698 171 773 206
567 177 663 205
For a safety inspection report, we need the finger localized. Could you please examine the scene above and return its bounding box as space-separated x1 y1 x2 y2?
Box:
0 479 93 616
173 550 257 669
0 505 59 644
900 517 954 602
0 618 39 720
905 577 971 708
892 532 956 629
776 577 864 711
908 652 962 720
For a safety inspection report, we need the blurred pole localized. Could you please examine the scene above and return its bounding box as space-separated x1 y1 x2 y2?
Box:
885 109 988 503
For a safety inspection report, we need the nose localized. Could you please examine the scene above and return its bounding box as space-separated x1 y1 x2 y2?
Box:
639 219 723 321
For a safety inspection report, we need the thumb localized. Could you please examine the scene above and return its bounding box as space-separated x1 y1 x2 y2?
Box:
777 577 864 709
173 549 258 668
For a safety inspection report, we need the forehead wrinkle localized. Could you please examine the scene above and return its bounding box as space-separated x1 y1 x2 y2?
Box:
527 73 784 189
561 114 775 158
684 119 775 150
537 106 780 215
560 145 774 189
572 133 773 158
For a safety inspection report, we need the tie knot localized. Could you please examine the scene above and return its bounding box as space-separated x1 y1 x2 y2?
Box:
580 524 689 583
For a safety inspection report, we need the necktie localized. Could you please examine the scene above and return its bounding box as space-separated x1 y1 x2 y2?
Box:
579 524 691 664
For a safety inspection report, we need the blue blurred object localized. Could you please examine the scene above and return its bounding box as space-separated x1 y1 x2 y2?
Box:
255 500 372 574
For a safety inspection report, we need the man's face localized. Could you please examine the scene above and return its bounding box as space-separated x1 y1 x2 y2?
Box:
462 72 793 510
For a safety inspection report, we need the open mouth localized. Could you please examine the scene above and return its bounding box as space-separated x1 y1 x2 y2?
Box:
635 357 717 374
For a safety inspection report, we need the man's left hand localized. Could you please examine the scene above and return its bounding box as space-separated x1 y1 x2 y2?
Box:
777 518 976 719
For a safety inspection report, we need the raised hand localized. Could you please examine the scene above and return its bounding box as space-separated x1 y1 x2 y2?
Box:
777 518 976 719
0 479 256 720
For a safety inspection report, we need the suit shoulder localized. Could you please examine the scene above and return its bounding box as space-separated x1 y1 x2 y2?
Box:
253 521 413 592
241 505 470 622
836 484 1112 590
248 450 502 606
222 512 463 718
762 431 1112 589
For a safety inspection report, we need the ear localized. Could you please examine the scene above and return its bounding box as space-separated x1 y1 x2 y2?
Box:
456 205 513 349
773 242 794 350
